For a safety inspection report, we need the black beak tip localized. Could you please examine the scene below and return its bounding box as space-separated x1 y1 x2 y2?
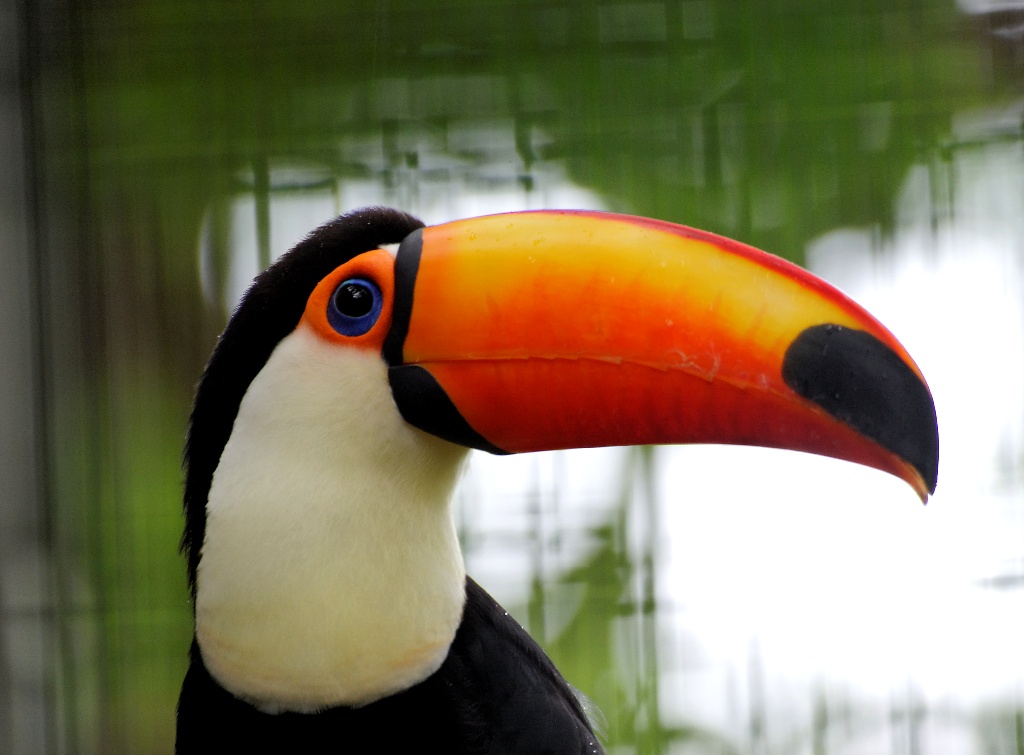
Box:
782 324 939 496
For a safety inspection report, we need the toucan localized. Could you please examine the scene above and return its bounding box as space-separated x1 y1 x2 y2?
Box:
175 207 938 753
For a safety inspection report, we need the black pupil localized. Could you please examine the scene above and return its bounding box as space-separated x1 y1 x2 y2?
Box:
335 283 373 318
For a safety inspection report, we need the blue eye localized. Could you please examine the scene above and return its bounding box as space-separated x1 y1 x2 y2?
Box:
327 278 383 337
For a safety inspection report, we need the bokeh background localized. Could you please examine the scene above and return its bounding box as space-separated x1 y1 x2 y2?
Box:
2 0 1023 752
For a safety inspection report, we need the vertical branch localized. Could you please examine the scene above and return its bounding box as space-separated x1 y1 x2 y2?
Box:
252 154 272 273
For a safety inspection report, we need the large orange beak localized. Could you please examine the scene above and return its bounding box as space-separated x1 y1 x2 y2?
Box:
383 211 938 501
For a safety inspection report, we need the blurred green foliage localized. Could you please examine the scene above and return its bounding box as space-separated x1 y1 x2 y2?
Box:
59 0 1006 266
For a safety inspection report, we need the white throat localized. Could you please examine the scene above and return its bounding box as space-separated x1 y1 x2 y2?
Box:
196 326 469 711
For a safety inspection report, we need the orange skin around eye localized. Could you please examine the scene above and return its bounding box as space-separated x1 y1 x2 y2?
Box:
299 250 396 352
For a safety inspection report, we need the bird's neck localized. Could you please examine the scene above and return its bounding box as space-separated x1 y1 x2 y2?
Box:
195 327 470 712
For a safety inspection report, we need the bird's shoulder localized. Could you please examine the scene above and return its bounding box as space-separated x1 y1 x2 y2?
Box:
438 577 603 754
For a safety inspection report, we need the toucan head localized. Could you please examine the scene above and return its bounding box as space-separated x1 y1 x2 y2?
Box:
183 206 938 710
